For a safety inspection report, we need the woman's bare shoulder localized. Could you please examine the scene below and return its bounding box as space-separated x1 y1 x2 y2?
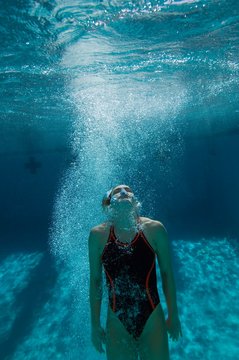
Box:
88 223 110 252
140 216 165 228
90 222 110 237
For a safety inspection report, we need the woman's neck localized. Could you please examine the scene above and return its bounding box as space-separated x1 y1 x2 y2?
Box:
112 213 140 233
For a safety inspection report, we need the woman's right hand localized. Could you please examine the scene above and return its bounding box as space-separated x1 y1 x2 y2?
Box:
91 325 106 353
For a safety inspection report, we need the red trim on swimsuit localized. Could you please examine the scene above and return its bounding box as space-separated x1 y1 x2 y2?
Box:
104 268 116 311
145 257 156 309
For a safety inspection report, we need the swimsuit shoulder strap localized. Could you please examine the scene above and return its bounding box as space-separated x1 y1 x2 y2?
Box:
139 228 155 253
108 225 115 242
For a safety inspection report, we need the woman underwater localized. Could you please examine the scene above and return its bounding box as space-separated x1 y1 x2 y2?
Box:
88 184 182 360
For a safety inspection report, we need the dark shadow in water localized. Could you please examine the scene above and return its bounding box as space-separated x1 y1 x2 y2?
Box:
24 156 42 174
0 251 58 360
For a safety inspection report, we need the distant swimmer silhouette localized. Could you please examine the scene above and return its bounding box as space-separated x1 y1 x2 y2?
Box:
25 156 41 174
88 184 182 360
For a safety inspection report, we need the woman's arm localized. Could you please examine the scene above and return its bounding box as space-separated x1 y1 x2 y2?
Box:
88 228 106 352
152 221 182 341
154 223 179 319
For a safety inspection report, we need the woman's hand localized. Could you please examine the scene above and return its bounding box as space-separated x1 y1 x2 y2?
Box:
166 315 183 342
91 325 106 353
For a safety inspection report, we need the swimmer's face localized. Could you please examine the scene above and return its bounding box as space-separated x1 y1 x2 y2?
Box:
110 185 135 206
102 184 141 217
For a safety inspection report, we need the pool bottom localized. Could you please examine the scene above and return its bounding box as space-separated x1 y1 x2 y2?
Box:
0 237 238 360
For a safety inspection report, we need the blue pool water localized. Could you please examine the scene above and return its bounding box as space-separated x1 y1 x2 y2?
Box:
0 0 239 359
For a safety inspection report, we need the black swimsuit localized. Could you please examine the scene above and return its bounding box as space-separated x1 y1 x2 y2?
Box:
101 225 160 340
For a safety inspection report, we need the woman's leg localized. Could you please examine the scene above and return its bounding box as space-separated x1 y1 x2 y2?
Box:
137 303 170 360
105 307 138 360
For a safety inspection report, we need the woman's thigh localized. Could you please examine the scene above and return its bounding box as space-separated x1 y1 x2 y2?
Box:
137 304 170 360
105 307 138 360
